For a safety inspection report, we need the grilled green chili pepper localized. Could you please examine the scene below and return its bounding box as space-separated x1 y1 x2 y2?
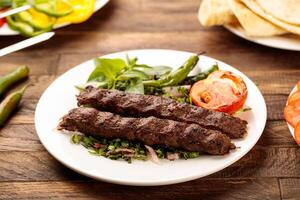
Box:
182 64 219 85
143 55 199 87
0 84 29 126
0 66 29 98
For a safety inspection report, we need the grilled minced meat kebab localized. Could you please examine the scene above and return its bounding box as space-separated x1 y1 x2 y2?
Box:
77 87 247 139
58 107 235 155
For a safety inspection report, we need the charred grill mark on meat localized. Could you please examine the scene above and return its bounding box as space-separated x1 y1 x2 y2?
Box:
58 107 235 155
77 87 247 139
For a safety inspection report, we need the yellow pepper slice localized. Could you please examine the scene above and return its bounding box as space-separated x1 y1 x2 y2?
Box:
16 8 56 30
56 0 95 24
28 8 56 29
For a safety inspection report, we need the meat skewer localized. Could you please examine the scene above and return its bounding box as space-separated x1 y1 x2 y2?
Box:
77 87 247 139
58 107 235 155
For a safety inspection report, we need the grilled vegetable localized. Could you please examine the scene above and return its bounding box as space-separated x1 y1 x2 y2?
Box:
143 55 199 87
0 84 28 126
183 64 219 85
0 66 29 98
190 70 248 114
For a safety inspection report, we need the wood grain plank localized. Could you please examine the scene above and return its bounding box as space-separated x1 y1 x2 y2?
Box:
0 125 42 151
24 75 57 99
258 121 295 147
243 70 299 95
264 95 287 121
2 31 299 71
0 178 280 200
0 55 59 75
280 178 300 200
65 9 201 32
0 151 86 181
141 0 200 13
211 146 300 178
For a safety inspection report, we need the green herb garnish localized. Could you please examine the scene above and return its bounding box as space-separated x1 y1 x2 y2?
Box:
71 134 201 163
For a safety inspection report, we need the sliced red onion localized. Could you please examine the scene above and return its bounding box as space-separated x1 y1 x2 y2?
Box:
115 148 135 154
145 145 160 164
166 152 180 161
162 85 191 97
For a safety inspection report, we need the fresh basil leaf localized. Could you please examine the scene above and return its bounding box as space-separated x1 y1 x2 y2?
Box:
125 79 144 94
126 54 138 68
88 58 126 81
133 64 152 69
118 69 149 81
88 58 126 89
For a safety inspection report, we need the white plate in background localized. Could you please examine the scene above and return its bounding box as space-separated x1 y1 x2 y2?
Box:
225 24 300 51
0 0 109 36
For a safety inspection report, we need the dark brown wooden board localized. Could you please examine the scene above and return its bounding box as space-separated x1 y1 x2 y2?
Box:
0 0 299 199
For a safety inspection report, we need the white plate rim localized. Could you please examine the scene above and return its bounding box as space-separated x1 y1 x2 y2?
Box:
0 0 109 36
34 49 267 186
225 24 300 51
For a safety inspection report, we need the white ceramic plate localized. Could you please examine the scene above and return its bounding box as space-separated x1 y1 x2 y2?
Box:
0 0 109 36
35 49 267 186
225 24 300 51
287 86 297 138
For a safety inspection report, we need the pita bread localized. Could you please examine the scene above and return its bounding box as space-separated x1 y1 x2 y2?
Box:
228 0 286 37
241 0 300 35
256 0 300 26
198 0 238 26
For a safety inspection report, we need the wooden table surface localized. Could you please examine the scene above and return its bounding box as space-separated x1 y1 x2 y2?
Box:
0 0 300 199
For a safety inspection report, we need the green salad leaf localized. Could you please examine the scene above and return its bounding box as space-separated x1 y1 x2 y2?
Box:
125 79 144 94
86 56 174 95
88 58 126 89
135 65 172 79
118 69 149 81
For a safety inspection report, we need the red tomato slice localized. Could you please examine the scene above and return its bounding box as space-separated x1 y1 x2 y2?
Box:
0 18 5 27
190 70 248 114
295 122 300 145
288 91 300 106
284 104 300 127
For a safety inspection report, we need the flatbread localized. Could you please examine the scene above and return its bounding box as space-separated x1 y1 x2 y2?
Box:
228 0 286 37
198 0 238 26
256 0 300 26
241 0 300 35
